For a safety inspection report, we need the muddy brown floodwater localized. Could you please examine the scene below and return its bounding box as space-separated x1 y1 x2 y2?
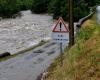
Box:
0 10 53 54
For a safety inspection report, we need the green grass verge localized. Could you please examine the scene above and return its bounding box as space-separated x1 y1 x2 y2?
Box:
46 15 100 80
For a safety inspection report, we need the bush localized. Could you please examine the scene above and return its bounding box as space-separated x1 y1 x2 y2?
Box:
31 0 50 14
48 0 100 21
0 0 20 18
17 0 33 10
0 0 33 18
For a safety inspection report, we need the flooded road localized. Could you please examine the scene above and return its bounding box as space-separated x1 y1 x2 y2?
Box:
0 10 53 54
0 41 60 80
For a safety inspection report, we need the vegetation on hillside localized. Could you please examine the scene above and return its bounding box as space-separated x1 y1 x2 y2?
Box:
0 0 100 20
0 0 20 18
31 0 50 13
48 0 100 21
0 0 32 18
46 15 100 80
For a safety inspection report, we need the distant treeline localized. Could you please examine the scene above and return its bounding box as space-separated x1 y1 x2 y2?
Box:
0 0 100 20
0 0 32 18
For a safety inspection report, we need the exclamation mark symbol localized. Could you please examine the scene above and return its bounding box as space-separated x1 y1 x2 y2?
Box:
60 22 62 31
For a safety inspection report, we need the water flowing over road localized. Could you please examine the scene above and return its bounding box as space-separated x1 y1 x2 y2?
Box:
0 41 60 80
0 10 53 54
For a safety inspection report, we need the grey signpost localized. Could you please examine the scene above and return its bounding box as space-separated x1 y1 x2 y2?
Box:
59 22 63 66
52 17 69 66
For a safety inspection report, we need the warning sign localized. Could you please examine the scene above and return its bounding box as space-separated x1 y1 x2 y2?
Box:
52 17 69 32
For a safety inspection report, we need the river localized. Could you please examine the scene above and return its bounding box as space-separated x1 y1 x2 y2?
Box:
0 10 53 54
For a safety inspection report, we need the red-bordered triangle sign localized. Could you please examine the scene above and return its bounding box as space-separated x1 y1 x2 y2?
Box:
52 17 69 33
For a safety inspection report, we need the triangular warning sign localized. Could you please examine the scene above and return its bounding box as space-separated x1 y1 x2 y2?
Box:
52 17 69 33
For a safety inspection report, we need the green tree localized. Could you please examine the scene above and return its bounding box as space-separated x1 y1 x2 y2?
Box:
48 0 67 19
0 0 20 18
85 0 100 7
48 0 98 21
17 0 33 10
31 0 50 13
0 0 33 18
74 0 89 21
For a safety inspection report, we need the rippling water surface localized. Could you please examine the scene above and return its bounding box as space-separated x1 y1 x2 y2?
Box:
0 10 53 54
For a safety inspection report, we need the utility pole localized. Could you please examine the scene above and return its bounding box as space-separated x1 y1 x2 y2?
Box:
68 0 74 47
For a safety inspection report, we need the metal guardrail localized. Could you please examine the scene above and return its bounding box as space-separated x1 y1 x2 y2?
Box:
75 12 94 34
76 12 94 28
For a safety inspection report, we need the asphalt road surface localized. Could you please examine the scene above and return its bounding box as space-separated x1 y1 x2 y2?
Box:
0 41 61 80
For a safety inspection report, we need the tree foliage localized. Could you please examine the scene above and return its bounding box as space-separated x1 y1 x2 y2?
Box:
48 0 100 21
0 0 99 19
0 0 20 17
0 0 32 18
73 0 89 21
18 0 33 10
31 0 50 13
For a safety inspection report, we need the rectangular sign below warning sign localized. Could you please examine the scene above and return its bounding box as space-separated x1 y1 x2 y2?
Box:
52 32 69 43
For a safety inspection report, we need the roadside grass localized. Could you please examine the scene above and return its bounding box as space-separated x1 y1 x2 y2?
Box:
0 40 47 62
46 15 100 80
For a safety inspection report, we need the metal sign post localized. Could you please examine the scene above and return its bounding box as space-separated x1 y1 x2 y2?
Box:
59 22 63 66
60 42 63 66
